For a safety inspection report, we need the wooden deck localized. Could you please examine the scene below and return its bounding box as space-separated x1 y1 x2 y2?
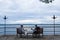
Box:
0 35 60 40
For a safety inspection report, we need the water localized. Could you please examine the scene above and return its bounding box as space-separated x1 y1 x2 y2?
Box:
0 24 60 35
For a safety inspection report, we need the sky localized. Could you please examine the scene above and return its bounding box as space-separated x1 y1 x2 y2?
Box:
0 0 60 24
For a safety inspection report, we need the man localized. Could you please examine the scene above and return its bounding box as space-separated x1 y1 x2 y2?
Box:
17 25 25 37
33 25 40 37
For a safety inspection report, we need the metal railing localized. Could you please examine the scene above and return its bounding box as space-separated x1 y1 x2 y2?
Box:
0 24 60 35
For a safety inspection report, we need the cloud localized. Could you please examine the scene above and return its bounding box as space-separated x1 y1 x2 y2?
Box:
8 19 42 24
0 0 60 24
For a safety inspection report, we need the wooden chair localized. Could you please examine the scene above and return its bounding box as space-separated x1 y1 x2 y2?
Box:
32 27 43 38
16 28 25 37
40 28 43 37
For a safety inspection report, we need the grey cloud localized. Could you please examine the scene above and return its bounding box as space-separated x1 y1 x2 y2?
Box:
0 0 60 24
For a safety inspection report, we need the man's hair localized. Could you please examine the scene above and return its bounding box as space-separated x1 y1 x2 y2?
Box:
21 25 23 28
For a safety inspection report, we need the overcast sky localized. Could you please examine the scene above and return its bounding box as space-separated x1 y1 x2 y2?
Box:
0 0 60 24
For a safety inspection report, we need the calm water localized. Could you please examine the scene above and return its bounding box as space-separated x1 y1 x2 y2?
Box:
0 24 60 35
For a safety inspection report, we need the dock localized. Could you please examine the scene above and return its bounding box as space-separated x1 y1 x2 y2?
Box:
0 35 60 40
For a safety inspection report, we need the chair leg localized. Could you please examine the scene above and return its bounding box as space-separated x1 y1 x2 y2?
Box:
37 34 39 38
32 34 33 38
34 34 36 38
42 33 43 38
38 34 40 38
32 34 35 38
20 34 22 38
27 33 28 38
16 33 18 37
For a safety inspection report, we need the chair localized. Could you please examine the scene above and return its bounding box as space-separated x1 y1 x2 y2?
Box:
16 28 25 37
40 28 43 37
32 27 43 38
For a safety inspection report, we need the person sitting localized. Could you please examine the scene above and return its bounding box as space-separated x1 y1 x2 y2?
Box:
17 25 25 37
32 25 40 37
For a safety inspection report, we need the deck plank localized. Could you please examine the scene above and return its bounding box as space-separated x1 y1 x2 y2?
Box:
0 35 60 40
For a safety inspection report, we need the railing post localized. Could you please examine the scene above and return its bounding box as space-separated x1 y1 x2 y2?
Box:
4 22 6 36
4 16 7 36
52 15 56 36
54 18 55 36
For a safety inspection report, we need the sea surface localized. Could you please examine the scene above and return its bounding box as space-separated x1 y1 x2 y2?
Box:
0 24 60 35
